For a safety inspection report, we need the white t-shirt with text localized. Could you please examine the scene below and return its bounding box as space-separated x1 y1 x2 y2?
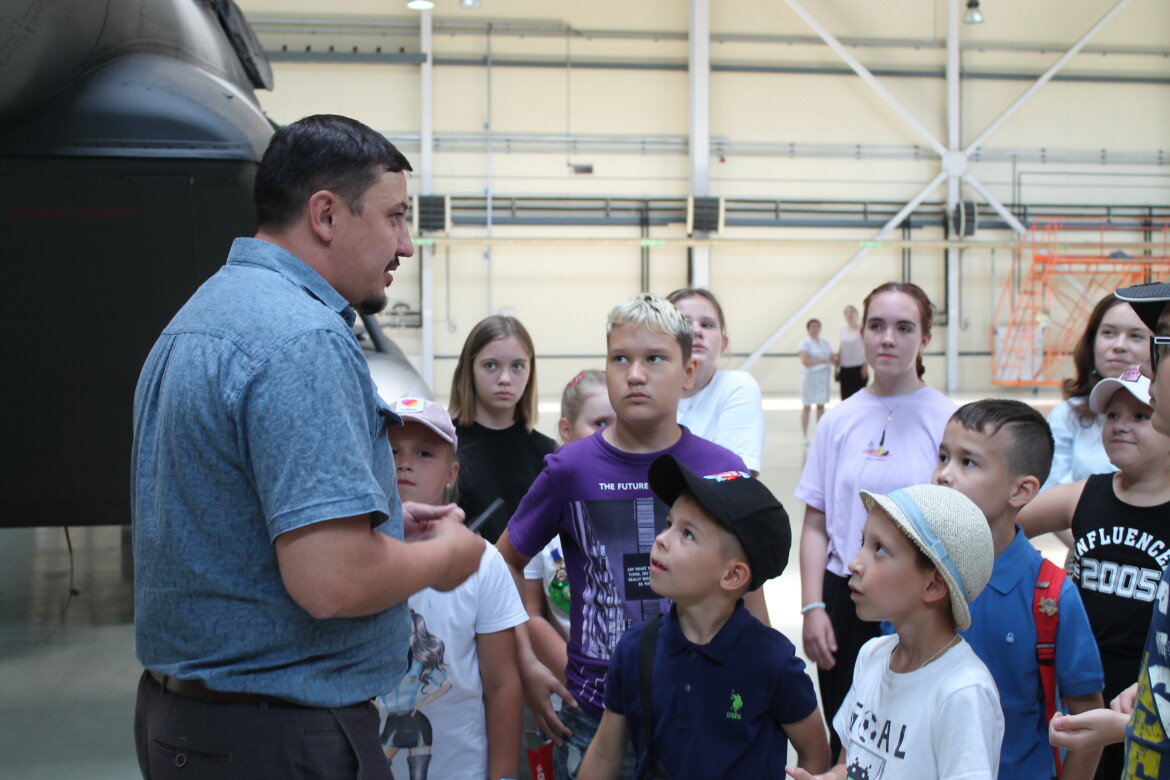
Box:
834 634 1003 780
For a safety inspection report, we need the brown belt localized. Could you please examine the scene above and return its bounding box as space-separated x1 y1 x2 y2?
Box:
148 670 308 708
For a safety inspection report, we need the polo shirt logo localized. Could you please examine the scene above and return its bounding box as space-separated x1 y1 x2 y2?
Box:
726 690 743 720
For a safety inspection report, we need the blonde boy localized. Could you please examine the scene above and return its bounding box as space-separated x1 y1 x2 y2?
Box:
934 400 1105 780
788 485 1003 780
579 454 829 779
498 294 755 779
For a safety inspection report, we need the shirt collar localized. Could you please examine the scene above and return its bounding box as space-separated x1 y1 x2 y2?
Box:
227 237 355 327
661 600 752 664
986 526 1031 594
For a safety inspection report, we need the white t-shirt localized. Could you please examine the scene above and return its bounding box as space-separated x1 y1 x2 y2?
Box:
834 635 1003 780
675 369 766 472
795 386 956 576
522 535 571 637
376 544 527 780
1041 397 1116 492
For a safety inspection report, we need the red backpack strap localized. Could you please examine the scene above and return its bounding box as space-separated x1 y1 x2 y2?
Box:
1035 557 1066 777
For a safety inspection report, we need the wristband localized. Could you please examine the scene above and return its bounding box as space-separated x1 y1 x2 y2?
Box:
800 601 826 615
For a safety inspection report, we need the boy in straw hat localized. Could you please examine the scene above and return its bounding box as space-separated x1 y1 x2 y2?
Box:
787 484 1003 780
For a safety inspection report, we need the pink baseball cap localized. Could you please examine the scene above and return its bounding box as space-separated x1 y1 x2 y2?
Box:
1089 364 1152 414
391 395 458 450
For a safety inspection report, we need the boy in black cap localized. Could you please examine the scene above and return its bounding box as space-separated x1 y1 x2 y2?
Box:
578 455 830 779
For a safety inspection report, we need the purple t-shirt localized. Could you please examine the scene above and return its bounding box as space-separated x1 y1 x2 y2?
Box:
508 426 746 719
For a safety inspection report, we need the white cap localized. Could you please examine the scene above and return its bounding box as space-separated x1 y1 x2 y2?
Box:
1089 364 1152 414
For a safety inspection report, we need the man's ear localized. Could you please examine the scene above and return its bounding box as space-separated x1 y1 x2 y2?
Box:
1008 474 1041 510
721 559 751 593
306 190 339 244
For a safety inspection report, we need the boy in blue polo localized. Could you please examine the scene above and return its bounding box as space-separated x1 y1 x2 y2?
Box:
933 399 1105 780
578 454 830 779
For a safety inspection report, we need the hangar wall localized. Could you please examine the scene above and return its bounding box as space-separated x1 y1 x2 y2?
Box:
237 0 1170 399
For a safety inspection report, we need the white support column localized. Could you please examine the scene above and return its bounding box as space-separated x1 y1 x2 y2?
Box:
741 171 948 371
945 0 961 393
689 0 710 287
419 10 435 392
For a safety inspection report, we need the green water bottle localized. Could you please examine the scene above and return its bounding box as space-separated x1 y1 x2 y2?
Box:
548 547 570 614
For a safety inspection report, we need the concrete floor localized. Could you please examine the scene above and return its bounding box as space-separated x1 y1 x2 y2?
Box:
0 390 1065 777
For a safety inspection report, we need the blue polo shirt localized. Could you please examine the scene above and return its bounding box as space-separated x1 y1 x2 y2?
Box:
604 601 818 778
132 237 407 707
962 527 1104 779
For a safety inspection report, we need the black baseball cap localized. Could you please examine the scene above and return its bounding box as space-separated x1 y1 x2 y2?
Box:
1116 282 1170 333
648 454 791 590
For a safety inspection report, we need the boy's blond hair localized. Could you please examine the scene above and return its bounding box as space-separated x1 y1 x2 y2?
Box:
606 294 693 363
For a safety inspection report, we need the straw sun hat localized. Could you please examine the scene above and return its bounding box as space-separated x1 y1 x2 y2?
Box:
859 484 993 631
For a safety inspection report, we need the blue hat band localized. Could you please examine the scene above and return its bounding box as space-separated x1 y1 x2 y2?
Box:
886 489 967 598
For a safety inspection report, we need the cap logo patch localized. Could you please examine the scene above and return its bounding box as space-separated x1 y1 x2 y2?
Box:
1122 364 1143 382
703 470 750 482
395 396 424 412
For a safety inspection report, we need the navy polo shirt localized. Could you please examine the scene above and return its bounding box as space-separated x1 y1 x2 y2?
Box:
604 601 818 778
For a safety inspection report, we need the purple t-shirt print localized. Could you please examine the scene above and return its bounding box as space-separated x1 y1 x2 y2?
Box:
507 427 746 719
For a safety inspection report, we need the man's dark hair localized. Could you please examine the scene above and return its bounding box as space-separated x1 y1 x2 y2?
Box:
254 114 413 231
951 399 1054 484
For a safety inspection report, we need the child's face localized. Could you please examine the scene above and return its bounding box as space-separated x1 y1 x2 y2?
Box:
1151 304 1170 435
606 322 696 429
1093 302 1149 379
561 388 616 444
933 420 1014 525
472 336 531 420
848 508 938 625
862 291 929 381
390 423 458 507
650 493 736 603
674 295 728 375
1102 391 1169 471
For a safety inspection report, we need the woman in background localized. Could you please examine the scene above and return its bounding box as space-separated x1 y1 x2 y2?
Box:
835 304 867 400
1042 294 1150 493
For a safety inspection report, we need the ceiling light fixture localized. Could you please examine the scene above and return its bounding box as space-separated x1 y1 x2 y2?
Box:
964 0 984 24
406 0 434 9
459 0 482 7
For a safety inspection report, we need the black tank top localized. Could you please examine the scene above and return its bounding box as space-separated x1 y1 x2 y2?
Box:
1071 473 1170 660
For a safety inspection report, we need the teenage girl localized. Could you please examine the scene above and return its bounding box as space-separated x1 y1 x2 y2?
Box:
666 287 766 474
1019 367 1170 780
1043 294 1150 492
795 282 957 758
377 394 528 780
524 369 616 685
449 315 557 544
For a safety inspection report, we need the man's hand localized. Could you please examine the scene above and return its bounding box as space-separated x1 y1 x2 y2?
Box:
426 514 485 592
402 501 464 541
